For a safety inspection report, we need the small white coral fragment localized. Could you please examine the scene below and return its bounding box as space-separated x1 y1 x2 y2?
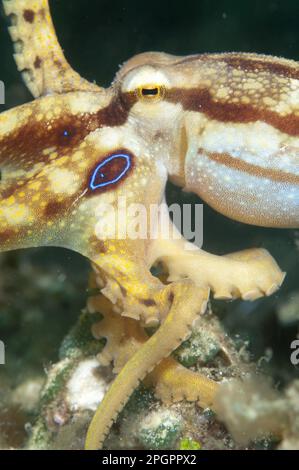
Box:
66 359 109 412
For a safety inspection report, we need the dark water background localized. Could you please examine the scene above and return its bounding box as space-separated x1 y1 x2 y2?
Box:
0 0 298 385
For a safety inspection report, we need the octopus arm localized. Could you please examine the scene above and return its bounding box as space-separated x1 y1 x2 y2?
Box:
85 281 210 450
3 0 100 96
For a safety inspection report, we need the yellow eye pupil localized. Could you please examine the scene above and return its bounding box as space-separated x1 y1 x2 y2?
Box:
137 85 165 101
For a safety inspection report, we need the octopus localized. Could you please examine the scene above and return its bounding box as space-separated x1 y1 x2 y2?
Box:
1 0 299 450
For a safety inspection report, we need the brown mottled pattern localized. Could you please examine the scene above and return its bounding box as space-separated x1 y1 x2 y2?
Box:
172 52 299 80
0 228 16 243
44 200 66 217
0 115 87 168
0 92 136 169
199 149 299 185
222 55 299 81
23 9 35 23
140 298 157 307
0 226 28 249
0 91 138 244
34 56 42 69
0 181 29 200
166 87 299 136
96 92 137 128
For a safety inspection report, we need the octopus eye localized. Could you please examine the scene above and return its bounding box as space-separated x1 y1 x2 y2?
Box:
136 84 165 102
90 153 132 190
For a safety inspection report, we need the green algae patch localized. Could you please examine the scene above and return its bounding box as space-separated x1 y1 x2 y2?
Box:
124 385 155 415
138 409 182 450
179 437 201 450
40 359 74 407
59 311 104 360
28 420 50 450
174 329 220 368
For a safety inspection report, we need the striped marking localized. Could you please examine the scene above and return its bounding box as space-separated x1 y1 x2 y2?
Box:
171 53 299 81
166 87 299 137
198 149 299 185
